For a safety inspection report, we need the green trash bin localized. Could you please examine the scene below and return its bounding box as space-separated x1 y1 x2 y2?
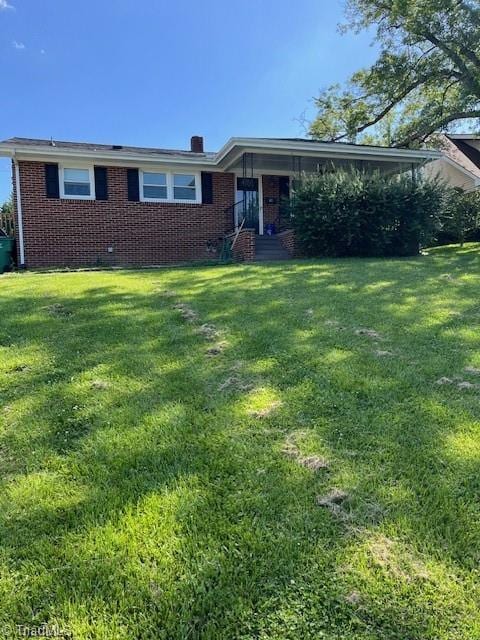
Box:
0 236 14 274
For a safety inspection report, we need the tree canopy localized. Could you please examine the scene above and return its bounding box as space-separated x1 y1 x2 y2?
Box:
309 0 480 147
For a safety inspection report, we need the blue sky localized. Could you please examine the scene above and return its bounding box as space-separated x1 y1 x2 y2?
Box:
0 0 377 201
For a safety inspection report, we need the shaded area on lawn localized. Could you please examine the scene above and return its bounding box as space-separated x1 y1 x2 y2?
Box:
0 245 480 639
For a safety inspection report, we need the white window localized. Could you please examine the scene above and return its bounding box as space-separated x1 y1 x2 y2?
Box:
142 172 167 200
61 166 94 200
173 174 197 201
140 170 200 203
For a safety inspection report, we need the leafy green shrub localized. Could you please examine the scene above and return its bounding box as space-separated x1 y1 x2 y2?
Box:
439 188 480 246
290 169 444 257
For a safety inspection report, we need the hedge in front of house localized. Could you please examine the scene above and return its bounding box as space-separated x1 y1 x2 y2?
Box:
290 169 444 257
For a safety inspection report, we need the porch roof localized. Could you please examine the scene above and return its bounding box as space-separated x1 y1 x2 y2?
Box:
215 138 441 174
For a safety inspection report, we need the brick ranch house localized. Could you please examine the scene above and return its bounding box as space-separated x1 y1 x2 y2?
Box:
0 136 440 268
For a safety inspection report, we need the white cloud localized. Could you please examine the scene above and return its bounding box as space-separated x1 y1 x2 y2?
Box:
0 0 14 9
12 40 25 49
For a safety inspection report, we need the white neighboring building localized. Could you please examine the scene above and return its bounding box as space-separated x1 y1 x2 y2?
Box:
423 134 480 191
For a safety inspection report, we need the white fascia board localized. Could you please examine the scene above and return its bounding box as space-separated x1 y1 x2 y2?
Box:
0 143 219 169
0 137 442 171
447 134 480 140
216 138 441 169
442 155 480 182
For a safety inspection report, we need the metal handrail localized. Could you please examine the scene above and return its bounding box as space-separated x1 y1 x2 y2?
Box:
231 215 246 250
224 199 246 231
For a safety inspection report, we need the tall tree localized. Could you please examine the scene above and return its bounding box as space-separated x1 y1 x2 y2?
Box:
310 0 480 147
1 194 13 216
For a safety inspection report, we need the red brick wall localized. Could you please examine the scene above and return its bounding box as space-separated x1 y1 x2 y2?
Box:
14 161 235 268
262 175 281 229
278 229 299 257
227 227 256 262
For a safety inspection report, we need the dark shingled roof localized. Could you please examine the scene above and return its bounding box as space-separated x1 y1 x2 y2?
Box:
1 137 215 158
444 135 480 178
447 137 480 177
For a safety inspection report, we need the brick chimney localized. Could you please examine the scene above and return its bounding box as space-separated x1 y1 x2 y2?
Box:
190 136 204 153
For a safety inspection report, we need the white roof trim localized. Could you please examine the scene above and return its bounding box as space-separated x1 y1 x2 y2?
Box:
442 155 480 184
0 143 218 167
0 136 442 169
447 134 480 140
216 137 441 166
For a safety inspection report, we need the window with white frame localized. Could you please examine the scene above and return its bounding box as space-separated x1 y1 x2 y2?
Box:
61 167 94 199
173 174 196 200
140 170 200 203
142 172 168 200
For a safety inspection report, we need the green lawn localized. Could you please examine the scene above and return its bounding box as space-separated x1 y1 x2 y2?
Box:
1 245 480 639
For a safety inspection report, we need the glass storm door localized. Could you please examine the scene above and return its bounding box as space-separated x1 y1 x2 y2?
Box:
236 177 259 232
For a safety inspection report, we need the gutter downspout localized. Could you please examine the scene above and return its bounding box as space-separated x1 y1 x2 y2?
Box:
13 156 25 267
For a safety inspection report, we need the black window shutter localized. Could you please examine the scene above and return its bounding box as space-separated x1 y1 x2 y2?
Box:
127 168 140 201
45 163 60 199
201 172 213 204
279 176 290 199
94 167 108 201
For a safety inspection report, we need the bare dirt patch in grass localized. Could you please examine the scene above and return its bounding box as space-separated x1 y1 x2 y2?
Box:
345 591 361 605
206 345 222 357
298 455 329 471
355 328 382 340
156 288 177 298
436 376 480 390
44 303 72 318
8 364 30 373
206 341 228 357
91 380 110 390
369 535 396 571
324 319 346 330
464 366 480 375
173 303 197 322
352 499 386 527
196 323 220 340
457 381 479 390
316 489 352 522
248 400 283 419
282 431 306 459
316 488 349 508
218 376 253 392
367 535 431 582
282 432 329 471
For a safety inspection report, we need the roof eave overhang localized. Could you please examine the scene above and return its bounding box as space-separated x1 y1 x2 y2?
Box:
442 155 480 182
0 137 442 171
0 143 218 169
448 134 480 140
215 138 441 170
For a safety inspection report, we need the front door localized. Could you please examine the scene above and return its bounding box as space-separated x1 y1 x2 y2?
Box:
236 177 259 232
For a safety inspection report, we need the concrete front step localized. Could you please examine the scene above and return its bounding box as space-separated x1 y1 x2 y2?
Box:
254 234 290 261
255 254 290 261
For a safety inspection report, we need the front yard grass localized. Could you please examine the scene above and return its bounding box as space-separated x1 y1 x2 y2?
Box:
1 244 480 639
